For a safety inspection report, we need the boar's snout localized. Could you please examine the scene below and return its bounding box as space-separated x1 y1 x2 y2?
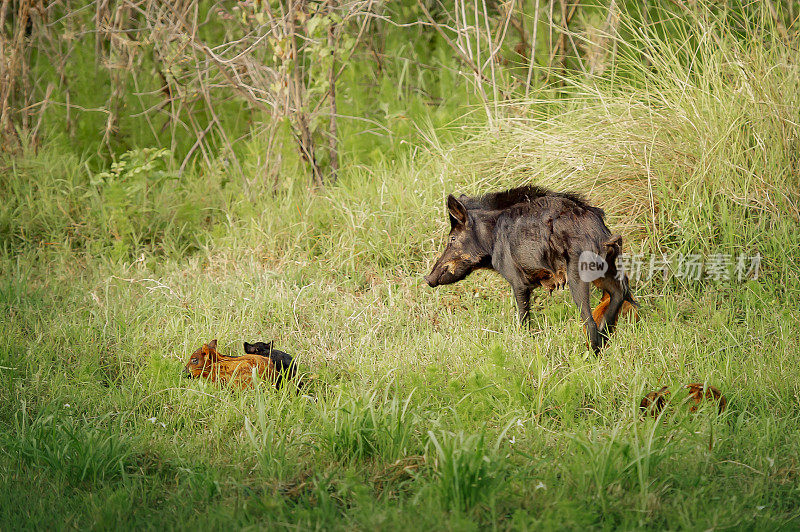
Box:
424 272 439 287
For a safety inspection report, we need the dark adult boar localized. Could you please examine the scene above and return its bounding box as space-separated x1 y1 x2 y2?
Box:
424 186 638 353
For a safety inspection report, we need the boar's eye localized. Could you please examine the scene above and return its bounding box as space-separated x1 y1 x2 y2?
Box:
449 235 456 243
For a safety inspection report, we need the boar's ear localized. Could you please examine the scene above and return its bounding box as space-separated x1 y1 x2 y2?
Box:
447 194 468 227
603 235 622 263
208 339 218 350
265 341 274 353
243 342 255 354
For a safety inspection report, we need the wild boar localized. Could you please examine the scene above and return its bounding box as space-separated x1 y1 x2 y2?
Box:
683 383 727 414
640 383 728 416
424 185 638 353
243 341 300 389
639 386 671 417
183 339 279 388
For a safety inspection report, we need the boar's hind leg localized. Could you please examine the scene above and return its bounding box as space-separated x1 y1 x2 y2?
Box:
568 269 601 354
513 285 532 325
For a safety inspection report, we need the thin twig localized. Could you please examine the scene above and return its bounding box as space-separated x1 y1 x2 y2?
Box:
524 0 540 98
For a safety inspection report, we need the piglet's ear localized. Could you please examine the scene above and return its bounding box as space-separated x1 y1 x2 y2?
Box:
447 194 468 227
205 345 219 362
208 339 218 350
243 342 255 354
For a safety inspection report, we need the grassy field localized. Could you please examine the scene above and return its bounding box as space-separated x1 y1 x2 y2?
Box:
2 4 800 530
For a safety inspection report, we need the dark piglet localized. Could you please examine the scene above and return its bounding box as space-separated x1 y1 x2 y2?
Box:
243 341 299 389
425 185 638 353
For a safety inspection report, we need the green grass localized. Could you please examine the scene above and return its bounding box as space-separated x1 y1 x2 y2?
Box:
2 3 800 530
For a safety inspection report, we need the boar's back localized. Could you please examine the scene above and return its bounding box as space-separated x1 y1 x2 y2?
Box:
459 185 605 219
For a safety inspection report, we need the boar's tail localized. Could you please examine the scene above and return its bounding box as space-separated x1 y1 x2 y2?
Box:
622 276 640 308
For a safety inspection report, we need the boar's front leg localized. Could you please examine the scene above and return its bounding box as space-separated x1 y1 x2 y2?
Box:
493 243 532 326
567 270 601 354
512 284 532 325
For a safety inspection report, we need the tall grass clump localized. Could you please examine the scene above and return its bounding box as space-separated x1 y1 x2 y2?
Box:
426 427 511 512
2 402 134 486
243 391 307 482
569 419 683 519
317 387 421 464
